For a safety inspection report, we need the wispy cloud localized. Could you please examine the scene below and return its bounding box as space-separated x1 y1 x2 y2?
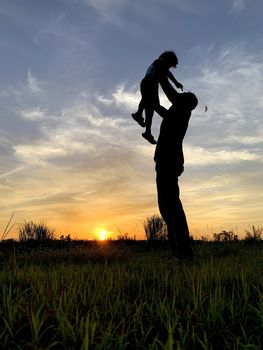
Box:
84 0 198 35
96 84 140 111
0 165 24 179
13 92 135 168
20 107 46 121
183 44 263 154
26 69 44 95
85 0 124 16
232 0 247 13
185 145 261 166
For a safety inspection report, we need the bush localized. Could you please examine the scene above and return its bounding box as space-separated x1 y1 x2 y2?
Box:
18 221 55 241
117 233 136 241
144 215 167 241
213 230 238 242
244 225 262 242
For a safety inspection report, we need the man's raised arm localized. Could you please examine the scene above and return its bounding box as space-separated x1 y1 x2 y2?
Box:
159 77 179 105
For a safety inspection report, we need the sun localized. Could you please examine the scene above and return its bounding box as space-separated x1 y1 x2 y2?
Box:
94 226 111 241
97 229 108 241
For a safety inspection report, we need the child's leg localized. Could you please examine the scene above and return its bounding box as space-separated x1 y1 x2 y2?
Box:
133 98 144 116
144 107 154 134
145 81 159 129
132 79 147 127
141 83 160 144
133 78 147 116
142 106 157 144
137 98 145 115
132 98 145 127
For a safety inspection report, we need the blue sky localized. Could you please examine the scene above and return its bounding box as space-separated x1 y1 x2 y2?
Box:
1 0 263 239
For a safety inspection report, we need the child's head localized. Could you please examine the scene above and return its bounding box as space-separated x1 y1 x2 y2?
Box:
159 50 178 67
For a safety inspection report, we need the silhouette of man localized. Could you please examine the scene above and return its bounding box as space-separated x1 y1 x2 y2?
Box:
154 79 198 258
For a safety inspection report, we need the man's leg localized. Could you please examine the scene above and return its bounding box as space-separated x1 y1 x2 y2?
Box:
169 177 192 257
156 170 177 249
156 169 192 256
173 198 193 258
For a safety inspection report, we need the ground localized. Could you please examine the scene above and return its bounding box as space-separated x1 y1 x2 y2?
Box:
0 240 262 349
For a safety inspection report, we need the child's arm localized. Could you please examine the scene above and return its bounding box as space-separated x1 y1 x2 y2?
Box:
167 70 183 90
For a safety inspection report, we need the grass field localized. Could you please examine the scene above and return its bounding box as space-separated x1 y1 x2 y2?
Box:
0 240 262 349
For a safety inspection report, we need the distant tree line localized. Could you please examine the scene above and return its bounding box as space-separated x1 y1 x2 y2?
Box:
144 215 262 242
3 218 262 243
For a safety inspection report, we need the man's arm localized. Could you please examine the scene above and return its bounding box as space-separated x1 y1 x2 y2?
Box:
155 104 169 119
159 78 179 105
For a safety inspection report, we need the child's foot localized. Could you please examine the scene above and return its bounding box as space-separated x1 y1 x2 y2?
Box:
142 132 157 145
132 113 145 127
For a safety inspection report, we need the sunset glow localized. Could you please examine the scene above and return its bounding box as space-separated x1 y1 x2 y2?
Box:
1 1 263 241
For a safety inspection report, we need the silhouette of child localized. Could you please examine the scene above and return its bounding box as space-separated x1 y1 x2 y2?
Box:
132 51 183 144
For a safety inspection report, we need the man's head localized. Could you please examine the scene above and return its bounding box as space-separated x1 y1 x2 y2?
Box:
174 92 198 111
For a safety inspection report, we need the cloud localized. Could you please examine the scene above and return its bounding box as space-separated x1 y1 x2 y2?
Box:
26 69 44 94
14 144 68 164
185 145 261 166
232 0 247 12
12 90 137 168
20 107 46 121
83 0 129 31
0 165 24 179
84 0 198 35
85 0 197 18
88 44 263 174
95 83 171 115
85 0 124 15
97 83 141 111
229 134 263 146
182 44 263 157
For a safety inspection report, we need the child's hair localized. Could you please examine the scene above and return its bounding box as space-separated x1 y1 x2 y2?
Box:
159 50 178 67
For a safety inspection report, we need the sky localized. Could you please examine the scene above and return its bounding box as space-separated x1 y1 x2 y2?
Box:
0 0 263 240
